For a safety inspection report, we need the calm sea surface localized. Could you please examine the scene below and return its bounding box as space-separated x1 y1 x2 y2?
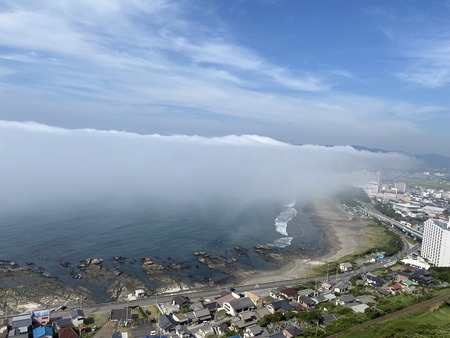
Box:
0 199 324 297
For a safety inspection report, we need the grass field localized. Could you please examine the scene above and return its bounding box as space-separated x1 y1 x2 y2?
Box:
403 178 450 190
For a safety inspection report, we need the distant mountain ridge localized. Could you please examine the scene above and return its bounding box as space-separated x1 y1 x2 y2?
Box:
349 145 450 169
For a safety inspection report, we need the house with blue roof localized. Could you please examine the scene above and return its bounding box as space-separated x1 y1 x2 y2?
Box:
32 326 53 338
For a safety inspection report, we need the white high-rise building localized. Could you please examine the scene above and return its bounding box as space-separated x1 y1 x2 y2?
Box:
421 219 450 267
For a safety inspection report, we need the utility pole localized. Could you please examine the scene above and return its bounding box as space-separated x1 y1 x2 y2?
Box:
125 299 129 326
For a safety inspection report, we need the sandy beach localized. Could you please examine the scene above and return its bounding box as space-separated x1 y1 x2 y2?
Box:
238 201 370 285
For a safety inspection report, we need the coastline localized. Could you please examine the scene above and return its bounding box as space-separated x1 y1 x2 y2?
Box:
237 201 370 285
1 200 374 315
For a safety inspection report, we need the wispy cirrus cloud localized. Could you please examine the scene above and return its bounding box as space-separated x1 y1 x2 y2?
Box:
397 40 450 88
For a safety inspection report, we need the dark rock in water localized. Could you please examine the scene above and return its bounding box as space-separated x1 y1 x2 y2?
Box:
141 257 154 265
26 262 35 266
113 256 126 262
79 257 103 267
70 270 82 279
168 262 184 271
254 244 283 262
233 246 249 256
61 261 71 268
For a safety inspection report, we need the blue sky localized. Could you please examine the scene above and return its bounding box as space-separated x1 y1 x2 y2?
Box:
1 0 450 155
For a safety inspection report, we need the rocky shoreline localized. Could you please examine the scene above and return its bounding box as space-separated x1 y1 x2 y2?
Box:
0 243 287 316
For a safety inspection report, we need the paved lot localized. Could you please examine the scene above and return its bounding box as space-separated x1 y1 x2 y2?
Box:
93 321 118 338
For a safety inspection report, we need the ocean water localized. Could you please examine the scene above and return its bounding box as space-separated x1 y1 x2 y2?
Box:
0 199 324 295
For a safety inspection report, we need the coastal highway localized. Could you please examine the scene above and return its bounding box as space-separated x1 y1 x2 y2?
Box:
360 205 423 240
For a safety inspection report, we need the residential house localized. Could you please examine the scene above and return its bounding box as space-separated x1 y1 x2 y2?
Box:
350 304 369 313
319 314 340 326
70 309 84 327
213 323 229 336
282 326 301 338
190 302 205 312
11 315 32 335
335 295 356 307
375 287 391 297
311 294 328 305
32 310 50 326
255 307 271 320
278 287 298 301
244 325 265 338
215 293 237 308
243 292 263 308
55 327 78 338
269 288 282 300
396 272 411 283
32 326 53 338
268 332 285 338
333 281 349 293
411 269 433 285
159 314 177 333
319 282 332 292
223 298 255 316
53 318 73 330
401 280 414 288
339 262 353 272
267 300 295 314
390 284 403 295
192 309 212 323
203 301 220 313
197 326 215 338
172 296 190 309
239 312 257 322
356 295 376 305
323 293 337 302
172 313 189 325
364 273 384 287
175 324 191 338
385 273 396 281
230 317 258 331
297 296 315 310
296 289 315 299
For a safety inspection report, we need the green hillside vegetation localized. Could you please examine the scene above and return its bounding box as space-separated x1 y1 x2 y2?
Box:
341 301 450 338
336 187 371 207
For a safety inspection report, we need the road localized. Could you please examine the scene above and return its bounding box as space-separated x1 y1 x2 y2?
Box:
360 205 423 240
